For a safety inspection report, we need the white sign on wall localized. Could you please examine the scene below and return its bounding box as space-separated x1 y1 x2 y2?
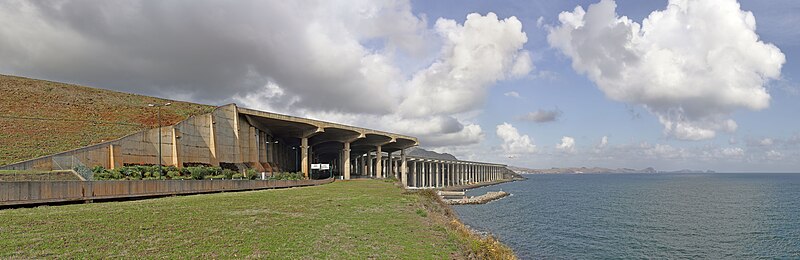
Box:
320 164 330 170
311 164 321 170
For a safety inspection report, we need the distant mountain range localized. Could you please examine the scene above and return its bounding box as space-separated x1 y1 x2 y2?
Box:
508 166 715 174
406 147 458 161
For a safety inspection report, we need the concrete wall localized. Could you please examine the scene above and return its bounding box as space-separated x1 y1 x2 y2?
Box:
0 178 333 206
174 114 214 166
0 104 296 173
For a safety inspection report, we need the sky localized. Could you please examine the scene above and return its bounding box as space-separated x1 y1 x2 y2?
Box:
1 0 799 172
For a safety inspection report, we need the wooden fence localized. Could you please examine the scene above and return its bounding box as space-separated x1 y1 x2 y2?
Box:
0 178 333 206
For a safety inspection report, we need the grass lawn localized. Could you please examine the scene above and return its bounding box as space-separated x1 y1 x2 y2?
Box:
0 180 468 258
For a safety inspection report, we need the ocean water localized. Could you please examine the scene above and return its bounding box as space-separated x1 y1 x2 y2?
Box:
453 173 800 259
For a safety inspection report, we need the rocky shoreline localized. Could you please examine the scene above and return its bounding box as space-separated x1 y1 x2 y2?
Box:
443 191 510 205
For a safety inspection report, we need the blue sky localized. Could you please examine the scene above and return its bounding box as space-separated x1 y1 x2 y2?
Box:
0 0 798 172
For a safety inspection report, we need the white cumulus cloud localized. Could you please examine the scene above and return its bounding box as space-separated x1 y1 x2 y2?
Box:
556 136 576 153
548 0 785 140
400 12 532 117
598 136 608 148
496 123 536 155
504 91 521 98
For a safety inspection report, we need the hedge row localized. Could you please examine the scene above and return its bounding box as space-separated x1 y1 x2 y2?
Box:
86 165 307 181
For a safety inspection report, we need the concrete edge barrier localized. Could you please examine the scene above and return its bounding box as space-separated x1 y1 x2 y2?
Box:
0 178 333 207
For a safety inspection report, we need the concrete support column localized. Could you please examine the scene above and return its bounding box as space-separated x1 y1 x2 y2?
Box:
418 160 423 187
434 161 439 188
386 151 393 179
455 163 460 185
440 163 445 187
449 163 454 186
301 137 309 178
367 152 374 177
474 165 478 183
439 163 445 187
342 142 351 180
470 164 475 183
434 161 440 188
433 162 436 187
361 156 366 176
410 160 416 187
400 149 408 187
423 162 433 188
375 146 383 179
423 161 428 188
267 136 274 166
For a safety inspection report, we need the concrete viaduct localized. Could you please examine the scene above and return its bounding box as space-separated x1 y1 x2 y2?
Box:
1 104 510 188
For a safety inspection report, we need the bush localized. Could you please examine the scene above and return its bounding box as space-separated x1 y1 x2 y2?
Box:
232 173 244 179
222 169 235 179
187 167 205 180
268 172 304 180
167 170 180 179
92 165 106 174
83 165 235 181
246 169 258 180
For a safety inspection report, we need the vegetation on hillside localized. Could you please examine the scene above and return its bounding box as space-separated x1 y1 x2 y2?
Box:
0 74 214 166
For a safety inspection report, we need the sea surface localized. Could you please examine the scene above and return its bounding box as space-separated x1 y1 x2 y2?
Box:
453 173 800 259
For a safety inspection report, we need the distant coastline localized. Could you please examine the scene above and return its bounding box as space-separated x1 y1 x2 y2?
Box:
509 166 715 174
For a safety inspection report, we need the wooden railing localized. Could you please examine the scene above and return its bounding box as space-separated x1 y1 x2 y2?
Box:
0 178 334 206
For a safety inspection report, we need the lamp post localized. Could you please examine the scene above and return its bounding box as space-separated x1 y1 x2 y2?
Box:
148 102 171 176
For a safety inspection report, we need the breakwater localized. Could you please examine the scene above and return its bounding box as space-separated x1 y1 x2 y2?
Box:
443 190 509 205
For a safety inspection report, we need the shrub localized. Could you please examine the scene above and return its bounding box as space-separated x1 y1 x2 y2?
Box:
92 165 106 174
222 169 235 179
268 172 304 180
187 167 206 180
246 169 258 180
232 173 244 179
167 170 180 179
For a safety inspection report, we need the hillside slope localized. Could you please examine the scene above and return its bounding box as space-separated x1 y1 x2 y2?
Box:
0 74 214 166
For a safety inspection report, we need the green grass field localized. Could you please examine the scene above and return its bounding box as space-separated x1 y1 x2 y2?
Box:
0 180 471 259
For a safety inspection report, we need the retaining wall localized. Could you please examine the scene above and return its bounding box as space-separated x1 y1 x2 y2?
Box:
0 178 333 206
